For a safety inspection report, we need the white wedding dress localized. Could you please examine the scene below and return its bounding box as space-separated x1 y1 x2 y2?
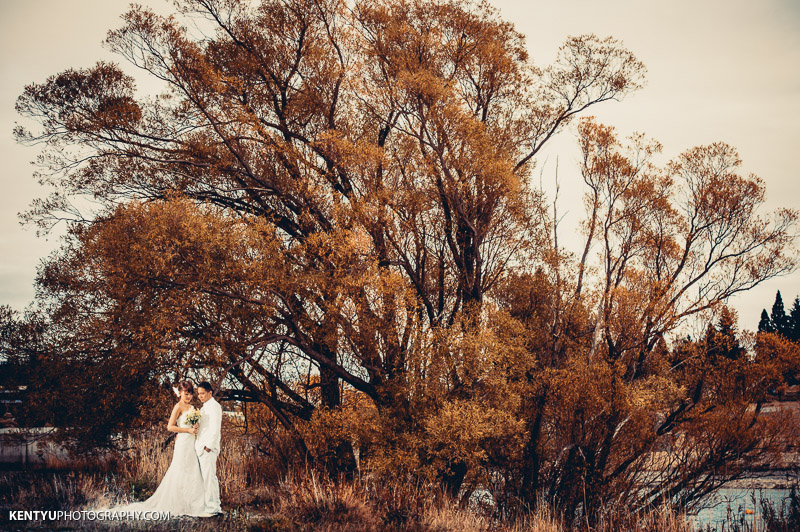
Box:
113 410 206 516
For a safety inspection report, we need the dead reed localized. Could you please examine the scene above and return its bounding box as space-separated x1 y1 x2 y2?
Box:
0 430 704 531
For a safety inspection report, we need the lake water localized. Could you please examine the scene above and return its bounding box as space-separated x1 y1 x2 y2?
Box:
689 488 792 531
469 485 795 530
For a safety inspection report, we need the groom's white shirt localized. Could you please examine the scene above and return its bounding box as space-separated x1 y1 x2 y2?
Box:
195 397 222 456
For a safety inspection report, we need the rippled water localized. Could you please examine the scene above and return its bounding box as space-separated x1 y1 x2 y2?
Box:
689 488 791 531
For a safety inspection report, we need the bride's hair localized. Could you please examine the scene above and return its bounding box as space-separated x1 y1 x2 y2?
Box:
177 380 194 394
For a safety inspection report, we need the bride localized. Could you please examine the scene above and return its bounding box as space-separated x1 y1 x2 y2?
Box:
113 380 207 517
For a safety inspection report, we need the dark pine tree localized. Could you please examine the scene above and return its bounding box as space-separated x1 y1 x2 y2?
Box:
789 296 800 342
758 309 775 333
770 291 791 337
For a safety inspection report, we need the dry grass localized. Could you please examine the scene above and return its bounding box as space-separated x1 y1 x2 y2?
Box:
1 470 110 510
0 430 702 531
271 472 570 532
279 472 379 530
97 429 282 506
591 505 694 532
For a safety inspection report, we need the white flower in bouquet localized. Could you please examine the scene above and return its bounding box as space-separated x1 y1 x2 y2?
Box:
184 408 201 438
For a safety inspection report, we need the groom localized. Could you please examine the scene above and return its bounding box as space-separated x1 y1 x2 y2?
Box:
195 381 223 516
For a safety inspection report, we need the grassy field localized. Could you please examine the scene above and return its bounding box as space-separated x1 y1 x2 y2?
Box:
1 429 793 531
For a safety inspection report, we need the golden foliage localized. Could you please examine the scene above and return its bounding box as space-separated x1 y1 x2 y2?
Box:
8 0 799 526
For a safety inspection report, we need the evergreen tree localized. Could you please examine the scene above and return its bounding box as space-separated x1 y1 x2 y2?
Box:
789 297 800 342
758 309 775 333
770 291 790 337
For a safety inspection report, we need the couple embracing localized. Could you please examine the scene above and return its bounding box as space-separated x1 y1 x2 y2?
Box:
115 381 223 517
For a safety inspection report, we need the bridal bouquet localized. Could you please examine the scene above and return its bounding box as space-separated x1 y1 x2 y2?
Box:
185 409 201 438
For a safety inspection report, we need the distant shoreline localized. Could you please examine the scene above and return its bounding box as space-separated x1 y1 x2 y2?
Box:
724 472 798 490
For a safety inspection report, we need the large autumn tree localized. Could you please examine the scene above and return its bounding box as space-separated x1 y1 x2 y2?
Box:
10 0 798 523
14 0 644 443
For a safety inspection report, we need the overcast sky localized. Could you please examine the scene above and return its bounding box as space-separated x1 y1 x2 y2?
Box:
1 0 798 330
